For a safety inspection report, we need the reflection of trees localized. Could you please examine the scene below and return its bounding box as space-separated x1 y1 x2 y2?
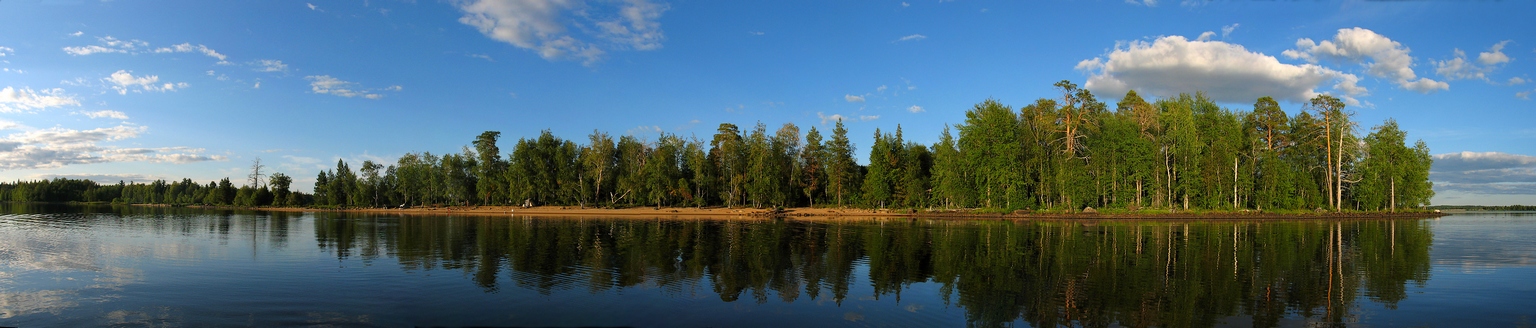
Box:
310 216 1433 328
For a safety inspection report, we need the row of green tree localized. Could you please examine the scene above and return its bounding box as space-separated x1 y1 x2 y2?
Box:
307 81 1432 212
0 174 310 206
2 81 1434 212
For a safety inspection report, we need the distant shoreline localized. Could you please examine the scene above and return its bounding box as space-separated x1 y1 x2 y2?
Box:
183 204 1447 220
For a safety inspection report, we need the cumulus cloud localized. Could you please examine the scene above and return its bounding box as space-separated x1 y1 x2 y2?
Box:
1076 35 1362 105
0 46 13 57
69 31 84 37
907 105 924 113
1434 41 1513 82
1 87 80 113
104 70 187 95
1125 0 1158 7
1510 77 1527 85
456 0 668 65
859 115 880 121
1431 152 1536 195
253 59 288 72
894 34 927 43
81 110 129 120
1283 27 1447 93
0 125 224 170
1519 89 1533 100
305 75 399 99
844 94 866 103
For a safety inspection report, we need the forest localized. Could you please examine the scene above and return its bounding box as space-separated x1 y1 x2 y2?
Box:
0 81 1435 212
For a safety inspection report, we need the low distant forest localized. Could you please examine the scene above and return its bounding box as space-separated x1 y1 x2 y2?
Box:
0 81 1435 212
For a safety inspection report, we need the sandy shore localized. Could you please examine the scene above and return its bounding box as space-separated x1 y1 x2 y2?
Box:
243 205 1445 220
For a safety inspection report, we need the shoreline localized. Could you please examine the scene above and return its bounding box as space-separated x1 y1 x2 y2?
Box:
198 204 1448 221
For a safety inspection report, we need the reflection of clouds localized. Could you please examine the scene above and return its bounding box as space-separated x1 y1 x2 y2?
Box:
0 218 142 320
104 307 178 326
306 312 375 325
0 289 76 319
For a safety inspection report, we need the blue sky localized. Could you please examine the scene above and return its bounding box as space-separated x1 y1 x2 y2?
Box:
1 0 1533 205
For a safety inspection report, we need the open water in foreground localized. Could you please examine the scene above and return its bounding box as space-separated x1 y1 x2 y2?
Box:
1 204 1533 327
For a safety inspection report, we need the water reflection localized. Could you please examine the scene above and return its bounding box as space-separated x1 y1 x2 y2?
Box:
312 214 1433 327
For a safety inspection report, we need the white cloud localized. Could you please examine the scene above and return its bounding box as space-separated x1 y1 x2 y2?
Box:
254 81 261 89
816 112 847 125
844 94 866 103
69 31 84 37
0 87 80 113
62 36 147 56
65 37 230 64
1220 24 1239 39
1518 89 1533 100
876 85 888 93
456 0 668 65
307 3 319 11
305 75 398 99
894 34 926 43
907 105 924 113
81 110 129 120
468 53 495 62
1283 27 1447 93
625 125 663 136
0 125 224 169
0 46 12 57
1077 35 1362 105
1431 152 1536 195
748 31 765 36
1125 0 1158 7
253 59 288 72
859 115 880 121
104 70 187 95
152 43 229 64
1509 77 1527 85
901 2 910 7
1477 40 1512 66
1435 41 1513 82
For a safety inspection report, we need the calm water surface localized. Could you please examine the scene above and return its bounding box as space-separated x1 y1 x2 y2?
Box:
1 204 1533 327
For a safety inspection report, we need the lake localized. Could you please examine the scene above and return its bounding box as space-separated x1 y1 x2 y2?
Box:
1 204 1533 327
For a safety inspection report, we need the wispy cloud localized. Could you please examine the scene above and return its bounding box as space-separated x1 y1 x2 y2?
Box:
253 59 288 72
455 0 669 65
893 34 926 43
80 110 129 120
844 94 865 103
305 75 400 99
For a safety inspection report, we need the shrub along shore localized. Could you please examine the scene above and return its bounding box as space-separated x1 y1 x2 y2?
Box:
3 81 1434 215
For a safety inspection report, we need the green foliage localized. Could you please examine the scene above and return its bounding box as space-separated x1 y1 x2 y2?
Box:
3 82 1435 212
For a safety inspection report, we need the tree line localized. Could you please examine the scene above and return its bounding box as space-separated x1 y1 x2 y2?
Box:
2 80 1433 212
